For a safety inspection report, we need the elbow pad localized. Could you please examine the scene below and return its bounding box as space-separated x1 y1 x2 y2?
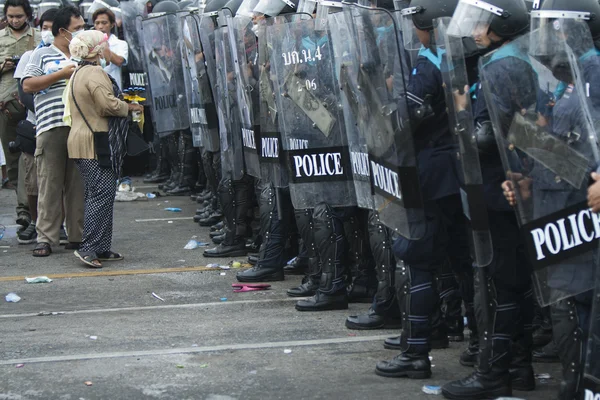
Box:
474 120 498 156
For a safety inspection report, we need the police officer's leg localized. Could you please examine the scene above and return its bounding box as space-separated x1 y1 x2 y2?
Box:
375 260 437 379
296 203 349 311
144 137 170 183
345 208 377 303
551 291 592 400
346 210 402 330
287 208 321 297
442 210 529 399
195 148 207 193
167 130 197 196
203 174 249 257
159 133 180 191
376 201 450 379
236 182 291 282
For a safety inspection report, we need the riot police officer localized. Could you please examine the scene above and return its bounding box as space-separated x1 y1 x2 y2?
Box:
442 0 538 398
374 0 468 380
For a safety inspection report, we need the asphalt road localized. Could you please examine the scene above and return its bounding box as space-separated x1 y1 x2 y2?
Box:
0 179 561 400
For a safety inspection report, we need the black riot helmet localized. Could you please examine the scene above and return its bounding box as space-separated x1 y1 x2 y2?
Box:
150 0 180 14
448 0 530 40
400 0 459 50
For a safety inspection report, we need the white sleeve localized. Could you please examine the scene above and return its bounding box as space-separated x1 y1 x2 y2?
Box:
113 39 129 66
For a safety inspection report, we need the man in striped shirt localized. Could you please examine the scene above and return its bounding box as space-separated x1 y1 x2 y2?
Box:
22 5 84 257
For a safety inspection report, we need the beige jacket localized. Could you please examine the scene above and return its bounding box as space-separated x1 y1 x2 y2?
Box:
67 65 129 159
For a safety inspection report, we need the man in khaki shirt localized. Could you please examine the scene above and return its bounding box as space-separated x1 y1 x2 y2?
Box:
0 0 40 229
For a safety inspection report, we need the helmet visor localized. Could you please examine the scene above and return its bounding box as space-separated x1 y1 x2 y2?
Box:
236 0 261 17
447 0 499 39
529 11 594 57
253 0 294 16
400 7 421 51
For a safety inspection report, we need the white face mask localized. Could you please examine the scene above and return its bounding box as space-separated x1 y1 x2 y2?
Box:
99 57 107 68
41 30 54 45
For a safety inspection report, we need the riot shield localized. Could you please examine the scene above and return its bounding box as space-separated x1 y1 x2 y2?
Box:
141 13 190 136
122 1 149 91
341 3 425 239
197 12 221 152
227 4 261 177
267 14 357 209
434 17 492 267
256 18 288 188
215 15 246 180
181 12 219 148
328 10 373 210
479 29 600 306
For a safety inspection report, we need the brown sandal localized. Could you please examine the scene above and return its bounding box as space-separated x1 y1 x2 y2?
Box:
32 243 52 257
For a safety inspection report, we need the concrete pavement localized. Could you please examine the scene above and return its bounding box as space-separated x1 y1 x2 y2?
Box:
0 180 561 399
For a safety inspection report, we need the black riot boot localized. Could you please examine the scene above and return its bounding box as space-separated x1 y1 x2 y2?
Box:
159 133 180 191
237 183 292 282
551 296 587 400
509 288 535 392
375 264 436 379
346 211 402 330
441 269 513 400
296 204 348 311
287 209 320 297
167 132 197 196
345 210 377 304
144 137 170 183
204 176 251 258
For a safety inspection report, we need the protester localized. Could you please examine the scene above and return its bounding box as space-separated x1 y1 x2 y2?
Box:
0 0 40 229
66 29 142 268
22 5 84 257
12 7 58 244
92 8 127 89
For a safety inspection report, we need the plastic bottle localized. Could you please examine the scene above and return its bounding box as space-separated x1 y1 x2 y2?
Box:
131 99 141 122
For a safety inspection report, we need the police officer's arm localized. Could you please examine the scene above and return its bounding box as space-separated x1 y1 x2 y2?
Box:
405 61 438 125
588 172 600 212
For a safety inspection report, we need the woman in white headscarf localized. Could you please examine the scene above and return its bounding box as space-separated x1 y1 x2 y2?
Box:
66 30 143 268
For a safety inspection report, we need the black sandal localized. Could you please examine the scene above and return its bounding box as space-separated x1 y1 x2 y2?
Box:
74 250 102 268
97 251 124 261
32 243 52 257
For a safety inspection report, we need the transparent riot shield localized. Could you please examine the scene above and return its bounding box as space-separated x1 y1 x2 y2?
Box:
328 10 372 210
227 6 261 177
181 12 219 148
141 13 190 136
215 17 246 180
341 3 425 239
197 12 221 152
434 17 492 267
257 18 288 188
267 14 357 209
122 1 151 108
480 30 600 307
